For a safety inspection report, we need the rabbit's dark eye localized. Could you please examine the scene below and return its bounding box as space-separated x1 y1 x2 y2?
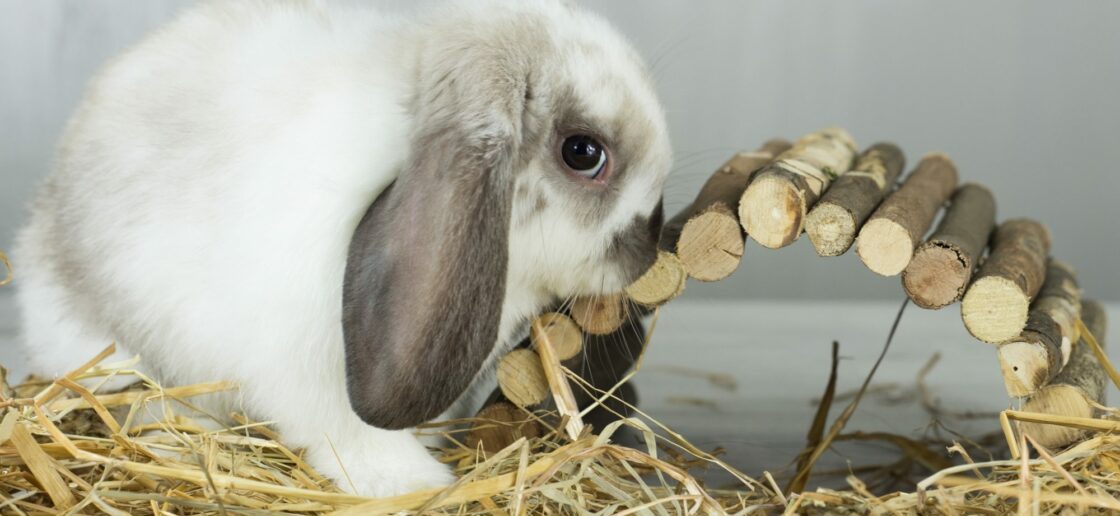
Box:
561 135 608 180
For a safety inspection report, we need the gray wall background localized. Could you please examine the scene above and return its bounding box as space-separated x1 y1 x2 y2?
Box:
2 1 1118 301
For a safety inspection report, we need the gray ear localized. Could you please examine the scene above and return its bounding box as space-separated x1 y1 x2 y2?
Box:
342 108 519 429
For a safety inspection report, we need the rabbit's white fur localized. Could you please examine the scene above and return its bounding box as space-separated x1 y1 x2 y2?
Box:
16 0 668 497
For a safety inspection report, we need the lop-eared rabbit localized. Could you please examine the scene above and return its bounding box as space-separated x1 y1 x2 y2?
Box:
16 0 669 496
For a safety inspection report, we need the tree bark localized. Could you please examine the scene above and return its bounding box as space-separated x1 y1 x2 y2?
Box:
739 128 858 249
1033 260 1082 357
902 183 996 308
856 153 959 276
997 260 1082 397
961 218 1051 343
677 139 792 281
805 142 906 257
1020 300 1108 449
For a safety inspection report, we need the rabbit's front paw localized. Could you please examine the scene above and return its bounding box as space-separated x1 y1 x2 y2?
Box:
307 433 455 498
348 453 456 497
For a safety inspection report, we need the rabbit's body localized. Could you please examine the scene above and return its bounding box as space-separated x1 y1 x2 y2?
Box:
17 0 669 496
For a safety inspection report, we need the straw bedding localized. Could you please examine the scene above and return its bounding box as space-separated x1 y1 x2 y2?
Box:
2 250 1120 514
1 343 1120 515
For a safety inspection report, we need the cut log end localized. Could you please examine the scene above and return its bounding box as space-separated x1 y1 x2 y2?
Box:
496 348 549 408
677 209 744 281
902 244 970 309
1019 384 1095 449
570 294 626 335
625 250 686 306
740 174 805 249
466 401 543 454
530 312 582 361
998 341 1051 398
804 202 856 257
856 218 916 276
961 276 1031 343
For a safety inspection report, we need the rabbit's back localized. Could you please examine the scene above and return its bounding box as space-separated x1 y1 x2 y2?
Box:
17 1 413 388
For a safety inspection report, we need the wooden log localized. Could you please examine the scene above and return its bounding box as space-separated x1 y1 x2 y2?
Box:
739 128 858 249
676 139 792 281
465 401 543 454
961 219 1051 343
479 310 646 446
495 348 549 408
997 310 1063 398
625 250 686 307
804 143 906 257
494 312 585 412
614 198 693 310
494 309 643 412
856 153 959 276
570 294 627 336
997 260 1082 397
530 312 583 361
1032 260 1082 357
1020 300 1108 449
901 183 997 309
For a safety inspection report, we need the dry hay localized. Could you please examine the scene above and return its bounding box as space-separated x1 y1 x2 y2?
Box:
2 346 1120 514
2 249 1120 514
0 342 782 515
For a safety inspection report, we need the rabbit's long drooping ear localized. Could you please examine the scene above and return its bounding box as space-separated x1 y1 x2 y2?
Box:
341 59 526 430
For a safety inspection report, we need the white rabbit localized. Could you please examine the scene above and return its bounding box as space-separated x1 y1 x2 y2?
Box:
15 0 669 497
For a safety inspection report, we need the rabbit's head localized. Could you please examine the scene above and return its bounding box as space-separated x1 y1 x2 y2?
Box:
343 0 669 429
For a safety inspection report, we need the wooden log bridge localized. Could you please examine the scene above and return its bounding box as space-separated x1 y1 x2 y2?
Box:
479 127 1111 455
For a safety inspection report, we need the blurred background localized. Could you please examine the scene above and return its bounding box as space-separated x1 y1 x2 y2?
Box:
3 0 1120 490
2 0 1118 302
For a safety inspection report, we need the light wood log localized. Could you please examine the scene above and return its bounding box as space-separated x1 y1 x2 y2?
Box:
495 313 585 411
625 250 686 307
570 294 627 336
961 218 1051 343
739 128 858 249
485 312 646 432
614 198 692 310
496 348 549 408
901 183 996 308
805 143 906 257
1020 300 1108 449
530 312 583 361
998 260 1082 397
856 153 959 276
677 139 792 281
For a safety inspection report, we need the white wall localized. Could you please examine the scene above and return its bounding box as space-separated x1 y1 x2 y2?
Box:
2 1 1117 301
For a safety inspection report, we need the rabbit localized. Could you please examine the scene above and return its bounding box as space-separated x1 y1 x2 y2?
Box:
14 0 670 498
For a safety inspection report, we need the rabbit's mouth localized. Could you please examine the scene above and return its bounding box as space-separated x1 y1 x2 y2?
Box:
605 199 663 287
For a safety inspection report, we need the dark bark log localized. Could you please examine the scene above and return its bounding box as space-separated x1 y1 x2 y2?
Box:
1020 300 1108 449
902 183 996 308
805 142 906 257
